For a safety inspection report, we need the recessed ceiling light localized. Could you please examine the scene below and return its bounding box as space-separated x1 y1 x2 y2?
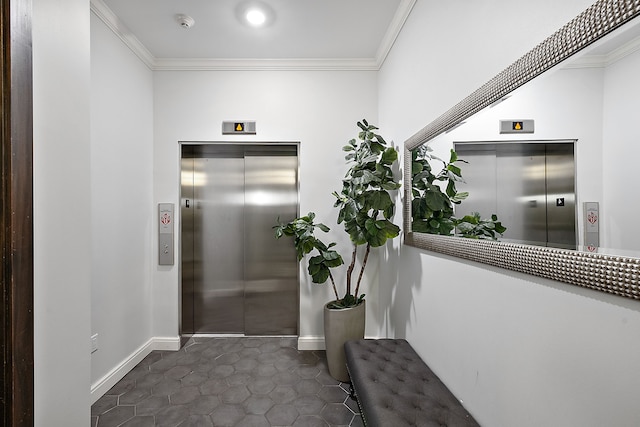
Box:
246 8 266 26
236 2 275 28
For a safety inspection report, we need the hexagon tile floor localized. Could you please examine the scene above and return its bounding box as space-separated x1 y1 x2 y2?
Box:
90 337 364 427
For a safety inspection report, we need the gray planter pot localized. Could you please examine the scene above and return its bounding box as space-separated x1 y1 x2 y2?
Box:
323 300 365 382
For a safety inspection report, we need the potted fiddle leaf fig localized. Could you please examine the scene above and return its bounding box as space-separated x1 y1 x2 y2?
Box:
274 119 400 381
411 143 506 239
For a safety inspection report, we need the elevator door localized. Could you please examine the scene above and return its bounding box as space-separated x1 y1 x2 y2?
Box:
454 141 576 249
181 144 299 336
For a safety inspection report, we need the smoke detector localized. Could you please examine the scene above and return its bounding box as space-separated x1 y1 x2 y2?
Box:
176 14 195 29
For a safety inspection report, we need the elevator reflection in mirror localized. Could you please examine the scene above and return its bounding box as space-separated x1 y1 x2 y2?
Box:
180 144 299 336
454 140 576 249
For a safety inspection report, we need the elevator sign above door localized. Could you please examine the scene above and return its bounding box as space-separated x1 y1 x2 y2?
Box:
499 119 534 134
222 121 257 135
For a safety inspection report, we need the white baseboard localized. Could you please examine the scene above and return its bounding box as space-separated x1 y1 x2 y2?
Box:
90 336 180 404
297 336 325 351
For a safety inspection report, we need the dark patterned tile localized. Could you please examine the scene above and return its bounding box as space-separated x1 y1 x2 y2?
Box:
318 385 348 403
266 403 299 425
120 416 155 427
268 385 298 404
181 371 208 387
315 371 340 386
187 395 221 415
320 403 354 425
135 395 170 416
293 395 326 416
246 377 276 395
166 365 193 380
243 395 274 415
199 378 229 396
210 403 245 426
350 414 365 427
155 405 190 427
252 364 278 378
209 364 235 378
119 387 150 405
216 352 241 365
91 394 117 416
258 341 281 353
220 385 251 404
235 414 270 427
296 365 321 379
170 385 201 405
91 338 357 427
272 371 299 385
233 357 259 372
292 416 330 427
135 372 165 389
96 405 135 427
152 378 182 396
105 378 136 396
175 352 202 366
177 414 214 427
227 372 252 386
294 378 322 395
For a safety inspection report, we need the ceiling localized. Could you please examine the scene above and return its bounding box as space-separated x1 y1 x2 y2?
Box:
92 0 416 71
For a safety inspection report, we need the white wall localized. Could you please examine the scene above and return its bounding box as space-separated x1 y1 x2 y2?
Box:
602 47 640 252
152 70 381 345
379 0 640 426
33 0 92 425
89 12 155 398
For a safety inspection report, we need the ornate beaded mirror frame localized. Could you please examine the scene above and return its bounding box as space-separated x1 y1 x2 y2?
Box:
404 0 640 301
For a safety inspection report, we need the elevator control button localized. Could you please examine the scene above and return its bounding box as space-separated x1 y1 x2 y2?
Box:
159 203 174 265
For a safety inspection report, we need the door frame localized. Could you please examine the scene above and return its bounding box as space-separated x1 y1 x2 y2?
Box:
178 142 301 338
1 0 34 424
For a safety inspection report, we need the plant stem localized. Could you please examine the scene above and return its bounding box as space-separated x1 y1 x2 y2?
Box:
328 271 340 301
354 244 371 298
345 245 357 298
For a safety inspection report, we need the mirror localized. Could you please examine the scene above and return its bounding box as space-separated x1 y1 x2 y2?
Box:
404 0 640 301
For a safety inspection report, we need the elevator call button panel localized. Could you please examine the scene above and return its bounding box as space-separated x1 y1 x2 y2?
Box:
158 203 174 266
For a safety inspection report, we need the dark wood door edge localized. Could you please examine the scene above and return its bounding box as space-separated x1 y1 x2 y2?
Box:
2 0 34 425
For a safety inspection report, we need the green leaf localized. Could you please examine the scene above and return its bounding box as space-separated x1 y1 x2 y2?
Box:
316 223 330 232
412 161 424 174
367 190 393 211
425 190 448 211
381 147 398 165
452 192 469 203
449 149 458 163
448 164 462 177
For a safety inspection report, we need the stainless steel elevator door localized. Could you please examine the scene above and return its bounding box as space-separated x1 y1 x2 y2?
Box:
454 141 576 249
181 144 299 336
244 154 298 335
496 144 548 245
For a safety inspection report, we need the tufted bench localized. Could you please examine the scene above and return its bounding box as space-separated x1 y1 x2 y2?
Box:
344 339 480 427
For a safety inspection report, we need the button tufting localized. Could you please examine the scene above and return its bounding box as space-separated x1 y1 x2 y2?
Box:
344 339 479 426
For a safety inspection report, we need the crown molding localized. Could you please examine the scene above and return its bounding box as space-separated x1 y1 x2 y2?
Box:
90 0 414 71
375 0 417 69
151 58 380 71
563 30 640 69
90 0 155 68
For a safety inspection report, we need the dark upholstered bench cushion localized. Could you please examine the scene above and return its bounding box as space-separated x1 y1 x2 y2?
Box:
344 339 479 427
